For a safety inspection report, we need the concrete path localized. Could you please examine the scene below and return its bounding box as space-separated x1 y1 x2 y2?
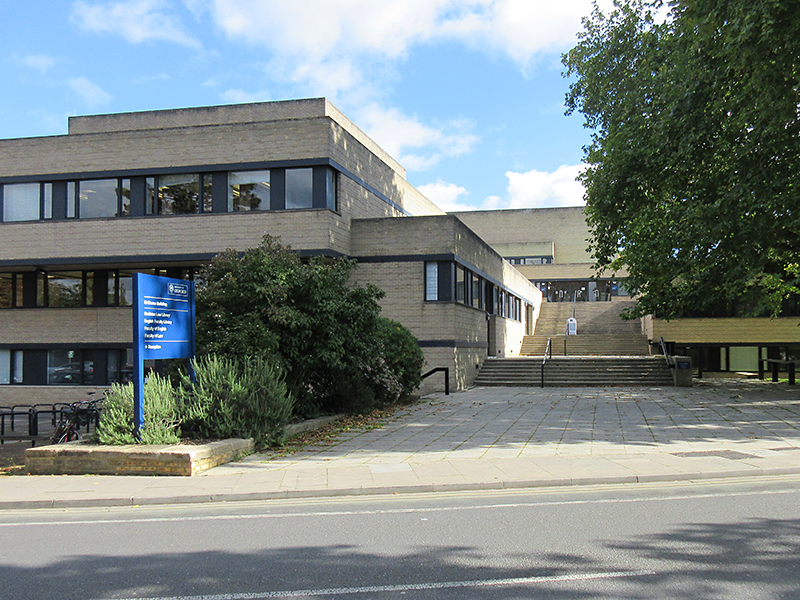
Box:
1 378 799 509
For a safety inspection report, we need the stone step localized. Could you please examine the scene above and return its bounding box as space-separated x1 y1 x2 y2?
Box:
475 357 673 387
521 334 651 356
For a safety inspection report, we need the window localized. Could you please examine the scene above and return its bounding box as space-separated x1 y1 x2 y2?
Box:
120 180 132 216
48 349 82 384
323 167 337 210
0 349 10 384
42 183 53 219
2 183 40 222
145 177 156 214
67 182 77 218
472 276 482 310
116 271 134 306
455 266 466 303
425 263 438 301
47 272 83 307
107 349 133 384
285 168 313 209
229 170 270 211
202 174 213 212
0 273 13 308
79 179 119 219
158 174 200 214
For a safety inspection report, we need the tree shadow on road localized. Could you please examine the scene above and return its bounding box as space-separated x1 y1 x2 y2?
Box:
1 514 798 599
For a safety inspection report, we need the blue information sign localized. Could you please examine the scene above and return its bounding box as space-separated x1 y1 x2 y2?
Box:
132 273 196 436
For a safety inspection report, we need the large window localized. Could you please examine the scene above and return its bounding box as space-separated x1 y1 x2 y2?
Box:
46 272 84 307
285 168 313 209
78 179 129 219
2 165 339 221
158 174 201 215
0 268 197 309
229 170 270 211
2 183 41 222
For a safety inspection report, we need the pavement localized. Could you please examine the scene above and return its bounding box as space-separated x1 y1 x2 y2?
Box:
1 377 799 509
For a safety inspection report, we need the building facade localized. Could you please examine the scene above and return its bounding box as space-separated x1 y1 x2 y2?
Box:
0 99 541 404
453 207 628 302
455 207 800 374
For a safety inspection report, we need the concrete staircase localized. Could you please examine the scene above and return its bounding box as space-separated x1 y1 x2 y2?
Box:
522 300 650 356
474 356 674 387
475 299 672 387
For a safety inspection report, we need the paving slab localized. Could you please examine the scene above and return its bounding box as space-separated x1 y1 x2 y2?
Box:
1 378 799 509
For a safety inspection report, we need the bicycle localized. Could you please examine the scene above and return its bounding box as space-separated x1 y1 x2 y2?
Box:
51 397 102 444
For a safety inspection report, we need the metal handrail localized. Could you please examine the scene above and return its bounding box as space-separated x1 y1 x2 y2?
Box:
421 367 450 395
541 337 552 388
660 336 671 368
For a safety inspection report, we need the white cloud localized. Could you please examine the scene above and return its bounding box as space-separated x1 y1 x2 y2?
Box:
21 54 57 72
419 165 586 212
203 0 594 67
193 1 597 172
67 77 112 107
417 179 470 212
356 103 479 171
71 0 201 49
504 164 586 208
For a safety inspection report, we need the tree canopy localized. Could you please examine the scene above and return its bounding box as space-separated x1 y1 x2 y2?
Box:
563 0 800 319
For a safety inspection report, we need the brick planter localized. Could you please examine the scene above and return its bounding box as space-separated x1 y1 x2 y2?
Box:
25 438 254 476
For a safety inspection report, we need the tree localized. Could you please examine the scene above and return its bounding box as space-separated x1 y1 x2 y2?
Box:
195 235 424 417
563 0 800 319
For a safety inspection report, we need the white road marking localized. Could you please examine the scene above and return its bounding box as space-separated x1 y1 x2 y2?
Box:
104 570 656 599
0 484 797 528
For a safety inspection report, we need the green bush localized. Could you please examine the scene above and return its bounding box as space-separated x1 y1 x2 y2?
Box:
195 235 426 418
179 354 294 449
94 373 181 445
375 318 424 398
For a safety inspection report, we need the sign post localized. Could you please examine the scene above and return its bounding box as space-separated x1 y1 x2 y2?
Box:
132 273 195 438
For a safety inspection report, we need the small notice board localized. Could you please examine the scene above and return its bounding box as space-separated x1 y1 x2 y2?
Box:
132 273 196 436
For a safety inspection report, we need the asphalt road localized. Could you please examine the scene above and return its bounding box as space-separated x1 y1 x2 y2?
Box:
1 477 799 599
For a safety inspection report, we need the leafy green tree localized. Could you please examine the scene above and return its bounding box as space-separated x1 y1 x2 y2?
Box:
563 0 800 319
195 235 422 416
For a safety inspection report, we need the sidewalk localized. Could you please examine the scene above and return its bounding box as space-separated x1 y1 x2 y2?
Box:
1 378 799 509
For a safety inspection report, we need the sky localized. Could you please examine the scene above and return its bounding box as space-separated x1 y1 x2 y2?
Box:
0 0 605 212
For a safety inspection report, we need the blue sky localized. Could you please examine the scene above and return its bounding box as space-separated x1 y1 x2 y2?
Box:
0 0 604 211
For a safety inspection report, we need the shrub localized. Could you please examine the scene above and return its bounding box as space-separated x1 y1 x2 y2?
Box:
375 318 424 398
179 354 294 449
195 235 426 418
94 373 182 445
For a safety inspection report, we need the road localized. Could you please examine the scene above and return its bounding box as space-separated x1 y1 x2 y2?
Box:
1 477 799 599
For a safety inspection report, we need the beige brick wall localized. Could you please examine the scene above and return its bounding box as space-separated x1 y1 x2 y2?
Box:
353 257 531 393
416 347 485 395
0 119 332 177
453 207 591 264
650 317 800 345
0 209 353 263
351 215 541 301
491 315 527 358
0 307 131 345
